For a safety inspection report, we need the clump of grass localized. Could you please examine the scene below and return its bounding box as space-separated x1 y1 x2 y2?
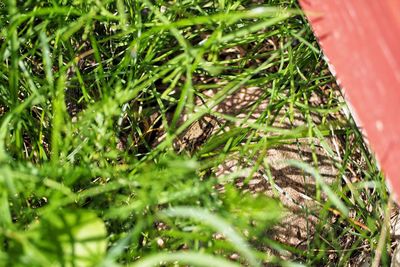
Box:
0 0 392 266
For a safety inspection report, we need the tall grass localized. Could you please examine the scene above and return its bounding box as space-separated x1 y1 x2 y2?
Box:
0 0 391 266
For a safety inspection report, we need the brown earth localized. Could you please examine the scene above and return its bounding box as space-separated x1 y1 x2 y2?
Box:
174 85 343 257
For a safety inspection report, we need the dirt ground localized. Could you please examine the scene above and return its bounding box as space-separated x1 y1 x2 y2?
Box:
174 85 342 257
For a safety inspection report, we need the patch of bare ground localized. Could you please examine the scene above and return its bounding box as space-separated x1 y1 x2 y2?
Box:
169 82 380 263
204 86 339 256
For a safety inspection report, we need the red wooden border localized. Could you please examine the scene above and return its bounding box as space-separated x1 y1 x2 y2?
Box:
299 0 400 199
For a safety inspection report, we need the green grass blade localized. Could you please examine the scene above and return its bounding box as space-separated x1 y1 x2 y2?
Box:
130 252 242 267
160 206 260 267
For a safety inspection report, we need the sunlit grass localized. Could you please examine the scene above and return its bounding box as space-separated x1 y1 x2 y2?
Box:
0 0 391 266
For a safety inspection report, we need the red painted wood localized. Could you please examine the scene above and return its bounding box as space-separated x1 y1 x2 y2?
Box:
299 0 400 199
